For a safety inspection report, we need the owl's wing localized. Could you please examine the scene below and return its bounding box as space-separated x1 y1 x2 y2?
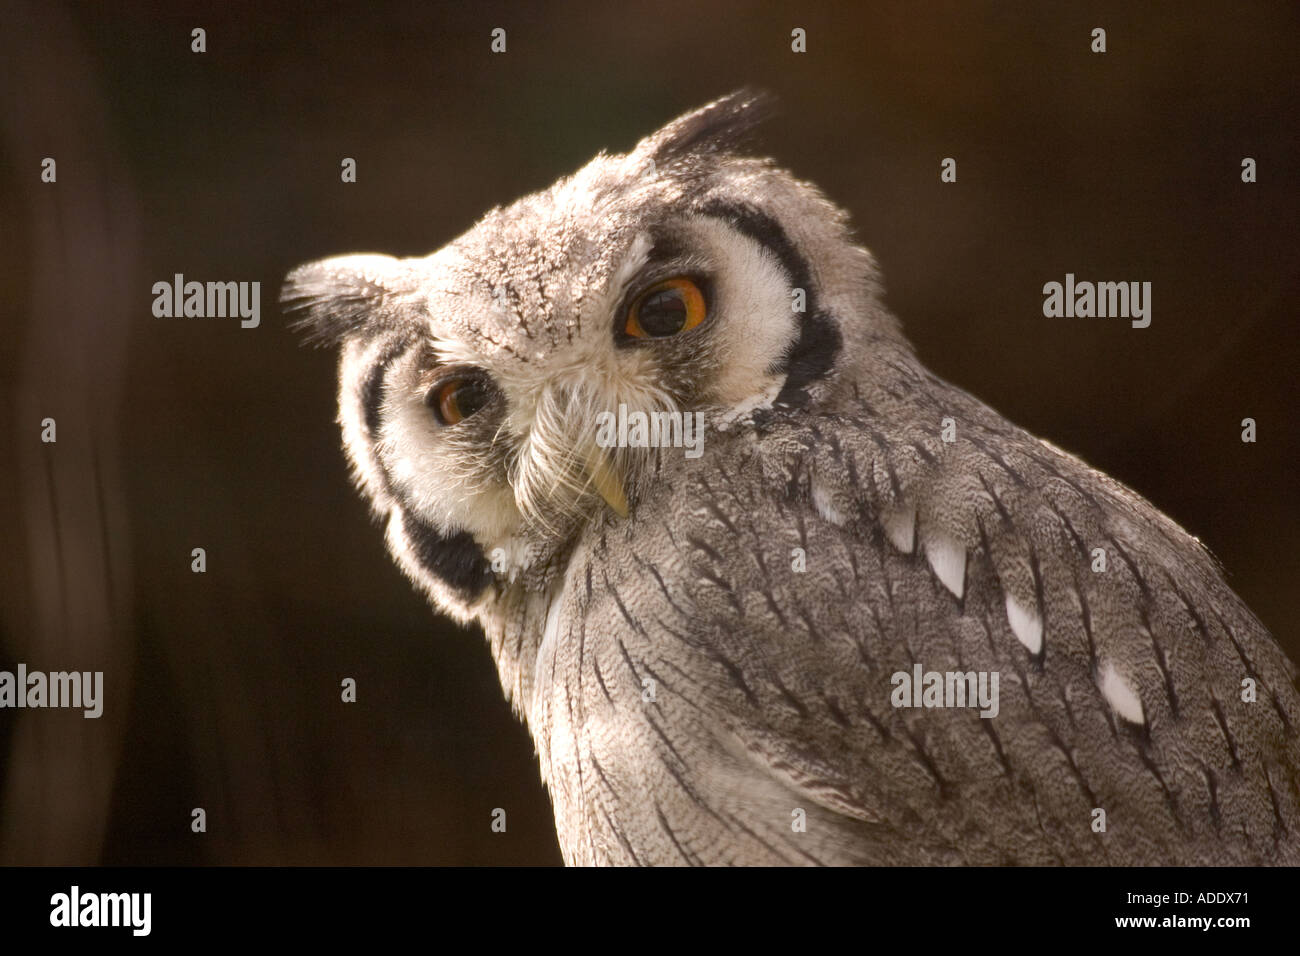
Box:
583 395 1300 865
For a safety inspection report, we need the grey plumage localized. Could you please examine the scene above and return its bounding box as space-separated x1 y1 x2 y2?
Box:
283 92 1299 865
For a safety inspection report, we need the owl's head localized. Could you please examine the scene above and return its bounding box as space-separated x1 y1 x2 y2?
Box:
283 91 904 622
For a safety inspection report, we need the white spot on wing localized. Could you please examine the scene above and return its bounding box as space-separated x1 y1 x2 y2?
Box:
882 506 916 554
812 483 846 526
1099 661 1145 725
924 530 966 599
1005 593 1043 655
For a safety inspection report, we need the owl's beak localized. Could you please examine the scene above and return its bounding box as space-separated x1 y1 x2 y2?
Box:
584 445 629 518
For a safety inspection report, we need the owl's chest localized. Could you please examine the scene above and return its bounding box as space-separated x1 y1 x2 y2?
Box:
516 502 869 865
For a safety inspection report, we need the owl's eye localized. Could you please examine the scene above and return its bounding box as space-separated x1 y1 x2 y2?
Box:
623 277 707 338
427 376 492 426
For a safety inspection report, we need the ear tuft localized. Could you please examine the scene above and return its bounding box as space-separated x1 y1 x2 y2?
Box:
636 89 776 165
281 254 410 346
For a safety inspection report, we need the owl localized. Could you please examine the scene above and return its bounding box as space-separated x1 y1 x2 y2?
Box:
283 92 1299 866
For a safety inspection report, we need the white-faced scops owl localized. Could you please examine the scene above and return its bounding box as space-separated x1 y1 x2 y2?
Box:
282 92 1299 866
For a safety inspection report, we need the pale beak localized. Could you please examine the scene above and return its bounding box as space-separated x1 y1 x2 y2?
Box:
584 445 629 518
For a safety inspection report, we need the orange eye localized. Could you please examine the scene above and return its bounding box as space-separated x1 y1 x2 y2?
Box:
623 277 707 338
427 377 492 426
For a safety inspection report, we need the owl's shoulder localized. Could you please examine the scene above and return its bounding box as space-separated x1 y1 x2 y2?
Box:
590 395 1299 862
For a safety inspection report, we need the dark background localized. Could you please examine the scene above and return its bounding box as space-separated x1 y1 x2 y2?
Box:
1 0 1296 865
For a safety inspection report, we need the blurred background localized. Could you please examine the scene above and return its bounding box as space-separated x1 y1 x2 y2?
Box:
1 0 1296 865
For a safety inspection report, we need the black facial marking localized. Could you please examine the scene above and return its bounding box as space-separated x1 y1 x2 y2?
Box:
361 339 415 438
361 343 492 601
400 508 492 600
696 199 842 412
